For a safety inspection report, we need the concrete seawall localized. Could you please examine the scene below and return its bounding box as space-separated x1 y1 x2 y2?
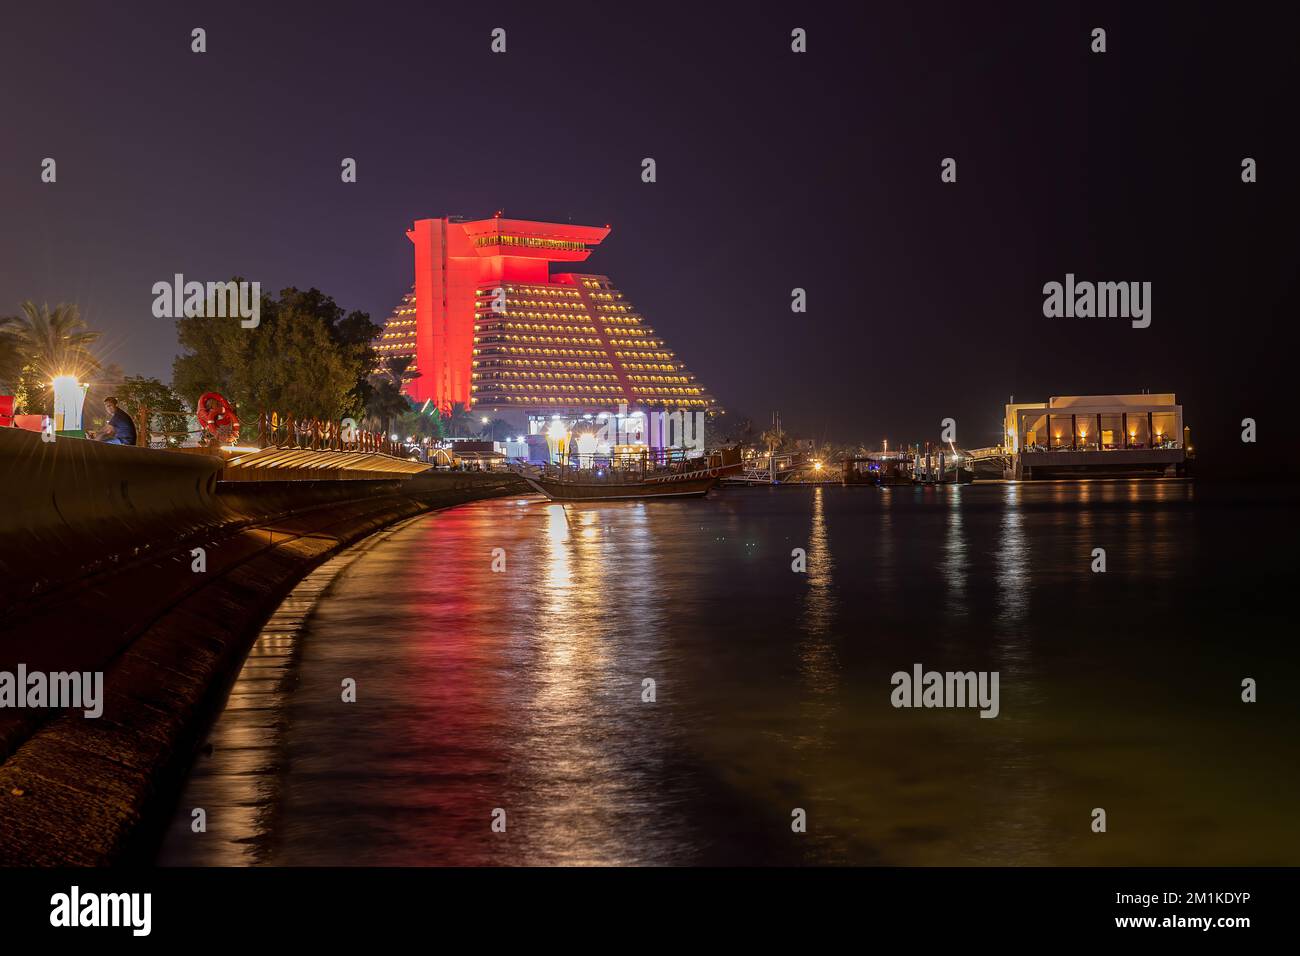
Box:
0 430 528 864
1 428 225 609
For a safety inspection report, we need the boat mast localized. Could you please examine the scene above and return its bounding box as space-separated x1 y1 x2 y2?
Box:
770 411 779 484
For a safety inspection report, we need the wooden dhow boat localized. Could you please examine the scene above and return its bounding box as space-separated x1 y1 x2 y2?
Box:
522 446 743 501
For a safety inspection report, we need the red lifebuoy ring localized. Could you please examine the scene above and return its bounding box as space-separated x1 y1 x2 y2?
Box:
197 391 241 442
709 468 719 478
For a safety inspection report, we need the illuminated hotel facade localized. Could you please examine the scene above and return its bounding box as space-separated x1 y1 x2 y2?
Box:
373 216 716 432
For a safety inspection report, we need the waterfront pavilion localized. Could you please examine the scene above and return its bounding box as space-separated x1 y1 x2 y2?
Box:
1004 394 1186 479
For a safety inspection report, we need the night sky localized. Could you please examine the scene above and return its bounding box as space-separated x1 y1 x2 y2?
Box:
2 1 1296 472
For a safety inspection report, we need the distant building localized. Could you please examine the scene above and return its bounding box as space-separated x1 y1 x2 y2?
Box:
1004 393 1187 479
372 215 716 424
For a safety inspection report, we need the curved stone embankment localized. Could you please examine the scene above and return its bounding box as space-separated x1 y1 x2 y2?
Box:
0 430 527 864
0 427 225 610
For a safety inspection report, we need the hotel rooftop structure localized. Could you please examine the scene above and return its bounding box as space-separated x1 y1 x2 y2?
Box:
1004 393 1188 479
373 215 716 418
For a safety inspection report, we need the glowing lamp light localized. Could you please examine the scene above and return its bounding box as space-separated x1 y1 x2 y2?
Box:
51 374 87 433
481 416 490 424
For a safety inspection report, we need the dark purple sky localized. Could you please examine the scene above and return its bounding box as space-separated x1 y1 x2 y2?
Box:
2 1 1296 469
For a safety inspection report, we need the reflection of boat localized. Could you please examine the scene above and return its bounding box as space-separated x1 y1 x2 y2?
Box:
522 446 743 501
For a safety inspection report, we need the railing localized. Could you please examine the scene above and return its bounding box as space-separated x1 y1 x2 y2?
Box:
133 407 197 447
255 412 403 455
1020 438 1182 453
125 407 404 456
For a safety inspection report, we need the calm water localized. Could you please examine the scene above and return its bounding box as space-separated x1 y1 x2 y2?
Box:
158 481 1300 866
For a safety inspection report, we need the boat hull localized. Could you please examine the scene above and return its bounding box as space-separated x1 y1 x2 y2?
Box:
523 473 718 501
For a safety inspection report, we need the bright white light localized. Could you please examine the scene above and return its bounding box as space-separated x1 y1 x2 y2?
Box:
52 375 86 432
391 433 399 440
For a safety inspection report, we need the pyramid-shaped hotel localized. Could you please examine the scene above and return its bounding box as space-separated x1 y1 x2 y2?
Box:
372 215 716 425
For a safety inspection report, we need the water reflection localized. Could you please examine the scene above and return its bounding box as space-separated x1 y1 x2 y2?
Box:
942 487 968 620
994 484 1030 639
156 480 1300 867
799 487 839 684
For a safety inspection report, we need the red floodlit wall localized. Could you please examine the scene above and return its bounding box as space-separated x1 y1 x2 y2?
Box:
405 216 611 412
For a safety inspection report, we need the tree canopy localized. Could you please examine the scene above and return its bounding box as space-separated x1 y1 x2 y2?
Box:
172 284 379 420
115 376 189 447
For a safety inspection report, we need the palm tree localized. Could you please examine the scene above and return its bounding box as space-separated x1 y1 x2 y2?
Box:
0 314 23 394
444 401 475 438
732 417 757 448
380 355 416 387
4 302 101 413
760 423 786 457
365 356 416 434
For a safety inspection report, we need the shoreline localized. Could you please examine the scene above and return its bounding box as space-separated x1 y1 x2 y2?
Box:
0 478 522 866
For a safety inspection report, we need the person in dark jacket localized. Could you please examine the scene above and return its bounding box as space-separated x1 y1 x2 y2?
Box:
96 397 137 445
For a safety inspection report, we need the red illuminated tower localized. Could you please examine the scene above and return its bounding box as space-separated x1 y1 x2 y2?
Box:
373 215 715 415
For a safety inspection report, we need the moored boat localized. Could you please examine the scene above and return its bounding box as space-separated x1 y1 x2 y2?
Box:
522 446 743 501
